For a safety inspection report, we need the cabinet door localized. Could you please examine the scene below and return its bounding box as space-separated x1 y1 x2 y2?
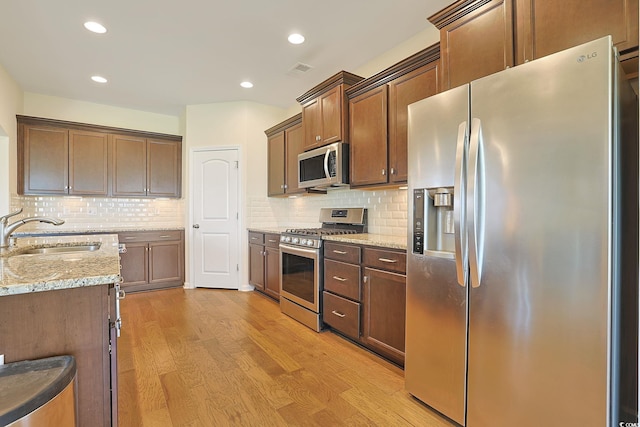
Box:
388 63 439 184
362 267 406 365
319 86 344 145
148 139 181 197
69 130 109 196
284 123 305 195
267 132 286 196
248 243 265 291
22 125 68 195
516 0 639 64
149 241 183 285
118 242 148 288
264 245 280 299
111 134 147 197
349 85 388 187
439 0 514 91
302 98 322 151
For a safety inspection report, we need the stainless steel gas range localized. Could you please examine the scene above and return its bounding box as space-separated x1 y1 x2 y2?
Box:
279 208 367 331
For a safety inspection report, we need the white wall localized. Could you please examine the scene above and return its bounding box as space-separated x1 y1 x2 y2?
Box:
23 92 181 135
0 64 23 213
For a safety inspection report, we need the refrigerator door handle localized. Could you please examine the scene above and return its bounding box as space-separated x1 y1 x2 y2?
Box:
467 118 485 288
454 121 468 287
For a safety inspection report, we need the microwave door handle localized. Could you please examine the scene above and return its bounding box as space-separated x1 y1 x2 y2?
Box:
324 148 331 178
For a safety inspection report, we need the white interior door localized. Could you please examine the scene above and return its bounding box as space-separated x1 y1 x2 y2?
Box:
192 148 240 289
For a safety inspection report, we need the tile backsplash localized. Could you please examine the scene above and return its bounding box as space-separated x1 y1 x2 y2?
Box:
10 194 184 232
247 188 408 236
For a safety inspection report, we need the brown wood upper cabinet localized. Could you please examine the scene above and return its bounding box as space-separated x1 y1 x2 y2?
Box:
17 115 182 198
111 135 181 197
19 120 109 196
430 0 514 92
296 71 364 151
515 0 638 65
347 45 440 188
264 114 305 197
430 0 639 90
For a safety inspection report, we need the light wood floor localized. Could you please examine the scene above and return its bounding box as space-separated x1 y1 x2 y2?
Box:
117 288 456 427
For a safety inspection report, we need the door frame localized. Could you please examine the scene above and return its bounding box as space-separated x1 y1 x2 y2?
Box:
187 145 244 290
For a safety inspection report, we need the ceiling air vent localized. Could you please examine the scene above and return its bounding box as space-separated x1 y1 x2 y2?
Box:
287 62 314 77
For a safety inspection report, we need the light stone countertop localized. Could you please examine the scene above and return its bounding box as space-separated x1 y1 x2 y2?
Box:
0 234 121 296
323 233 407 250
247 227 289 235
13 227 184 237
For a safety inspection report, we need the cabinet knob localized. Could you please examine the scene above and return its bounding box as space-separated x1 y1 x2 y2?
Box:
381 169 386 176
390 167 395 175
193 224 200 229
316 135 321 141
363 275 368 283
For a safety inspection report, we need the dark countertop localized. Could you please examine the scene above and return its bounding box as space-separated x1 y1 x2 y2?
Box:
0 355 76 426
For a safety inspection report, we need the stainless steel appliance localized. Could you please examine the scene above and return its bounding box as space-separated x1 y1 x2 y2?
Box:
280 208 366 331
406 36 638 427
298 142 349 189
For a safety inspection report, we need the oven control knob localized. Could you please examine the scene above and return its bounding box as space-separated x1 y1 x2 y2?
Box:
292 237 299 244
307 240 315 247
300 238 307 246
280 235 285 242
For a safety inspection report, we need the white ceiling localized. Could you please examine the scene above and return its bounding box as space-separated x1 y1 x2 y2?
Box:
0 0 450 116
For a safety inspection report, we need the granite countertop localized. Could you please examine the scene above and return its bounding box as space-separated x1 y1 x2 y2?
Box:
13 227 184 237
323 233 407 250
247 227 289 234
0 234 121 296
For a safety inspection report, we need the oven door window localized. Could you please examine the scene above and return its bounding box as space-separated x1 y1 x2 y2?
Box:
281 251 315 304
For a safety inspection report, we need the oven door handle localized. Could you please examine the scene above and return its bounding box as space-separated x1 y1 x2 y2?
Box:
280 243 320 258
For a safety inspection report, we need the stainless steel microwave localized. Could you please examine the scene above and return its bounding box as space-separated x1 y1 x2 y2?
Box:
298 142 349 189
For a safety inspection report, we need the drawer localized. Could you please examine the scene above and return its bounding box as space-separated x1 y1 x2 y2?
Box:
324 242 361 264
119 230 182 243
248 231 264 245
324 259 361 301
323 291 360 341
264 233 280 248
363 247 406 274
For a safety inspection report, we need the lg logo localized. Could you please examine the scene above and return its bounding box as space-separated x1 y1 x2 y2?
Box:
577 51 598 62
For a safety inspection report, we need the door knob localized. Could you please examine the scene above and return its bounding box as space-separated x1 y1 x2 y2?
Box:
193 224 200 229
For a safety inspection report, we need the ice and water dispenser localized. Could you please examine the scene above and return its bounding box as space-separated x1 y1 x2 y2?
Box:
412 187 456 257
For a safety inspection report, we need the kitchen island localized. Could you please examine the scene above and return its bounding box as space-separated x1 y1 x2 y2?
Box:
0 234 121 426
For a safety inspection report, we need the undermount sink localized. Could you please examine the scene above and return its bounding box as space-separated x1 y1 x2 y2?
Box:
18 244 101 255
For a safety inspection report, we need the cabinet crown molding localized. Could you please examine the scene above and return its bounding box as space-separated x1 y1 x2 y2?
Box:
296 71 364 104
346 43 440 99
16 115 183 141
264 113 302 137
428 0 496 29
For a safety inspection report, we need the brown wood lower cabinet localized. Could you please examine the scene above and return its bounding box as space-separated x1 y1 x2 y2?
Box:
118 230 184 292
0 284 117 426
322 242 407 366
248 231 280 300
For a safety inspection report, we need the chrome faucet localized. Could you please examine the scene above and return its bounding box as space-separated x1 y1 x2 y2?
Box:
0 208 65 248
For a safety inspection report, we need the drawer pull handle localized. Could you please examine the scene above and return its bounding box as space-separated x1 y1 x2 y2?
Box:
332 276 347 282
159 235 171 238
251 237 259 240
124 237 136 240
331 310 346 318
268 239 277 243
333 250 347 254
378 257 398 263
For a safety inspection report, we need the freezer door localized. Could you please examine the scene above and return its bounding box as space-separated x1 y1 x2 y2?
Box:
466 37 615 427
406 84 469 425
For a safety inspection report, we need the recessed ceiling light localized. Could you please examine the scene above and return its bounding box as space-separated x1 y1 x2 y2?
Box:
288 33 305 45
91 75 108 83
84 21 107 34
240 81 253 88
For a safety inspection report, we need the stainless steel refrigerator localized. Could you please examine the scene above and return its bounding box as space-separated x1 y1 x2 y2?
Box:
405 36 638 427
